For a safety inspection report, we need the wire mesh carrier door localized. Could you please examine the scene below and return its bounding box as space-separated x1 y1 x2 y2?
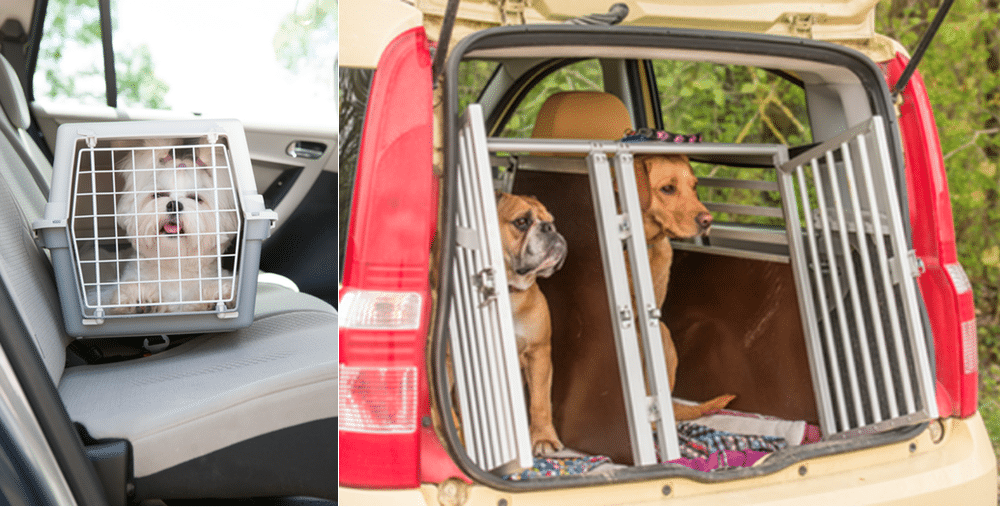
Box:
34 120 276 338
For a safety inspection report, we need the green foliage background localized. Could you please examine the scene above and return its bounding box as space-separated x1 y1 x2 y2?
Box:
36 0 168 109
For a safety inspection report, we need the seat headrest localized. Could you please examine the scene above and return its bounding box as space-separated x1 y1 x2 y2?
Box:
531 91 632 140
0 54 29 130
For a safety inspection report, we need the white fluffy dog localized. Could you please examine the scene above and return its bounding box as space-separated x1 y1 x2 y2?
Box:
103 137 240 314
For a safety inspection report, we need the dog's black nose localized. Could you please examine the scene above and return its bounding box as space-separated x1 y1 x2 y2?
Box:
166 200 183 213
539 221 554 233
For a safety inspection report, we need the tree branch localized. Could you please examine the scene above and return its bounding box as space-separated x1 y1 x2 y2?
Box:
942 127 1000 160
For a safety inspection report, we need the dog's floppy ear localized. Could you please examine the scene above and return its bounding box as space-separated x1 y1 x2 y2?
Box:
193 136 225 168
632 154 652 211
142 137 183 166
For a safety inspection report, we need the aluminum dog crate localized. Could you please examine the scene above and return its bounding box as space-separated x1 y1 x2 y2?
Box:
447 104 937 472
34 119 276 338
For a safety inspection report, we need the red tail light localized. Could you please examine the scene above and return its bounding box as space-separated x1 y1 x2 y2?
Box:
339 27 435 489
881 55 978 418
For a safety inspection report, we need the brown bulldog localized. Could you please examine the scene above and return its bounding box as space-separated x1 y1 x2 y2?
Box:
497 192 568 455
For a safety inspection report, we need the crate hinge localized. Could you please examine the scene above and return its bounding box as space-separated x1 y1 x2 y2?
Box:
909 250 926 276
472 267 498 306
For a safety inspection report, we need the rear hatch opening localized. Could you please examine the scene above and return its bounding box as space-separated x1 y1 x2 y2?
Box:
432 25 938 488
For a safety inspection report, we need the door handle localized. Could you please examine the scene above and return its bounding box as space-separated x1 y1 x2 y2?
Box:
286 140 327 160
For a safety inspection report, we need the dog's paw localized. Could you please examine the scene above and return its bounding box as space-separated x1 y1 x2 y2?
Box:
200 280 234 310
532 437 564 457
530 427 564 456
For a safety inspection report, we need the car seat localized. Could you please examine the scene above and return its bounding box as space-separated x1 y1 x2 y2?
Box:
0 54 337 502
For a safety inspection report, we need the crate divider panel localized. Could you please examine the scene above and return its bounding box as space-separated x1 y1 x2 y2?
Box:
585 149 677 465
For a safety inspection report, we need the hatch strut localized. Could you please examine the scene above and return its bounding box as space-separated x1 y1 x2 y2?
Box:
891 0 955 98
564 3 629 26
431 0 461 87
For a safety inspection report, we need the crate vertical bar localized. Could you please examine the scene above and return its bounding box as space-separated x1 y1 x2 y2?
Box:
451 130 492 466
586 149 658 466
460 125 512 466
612 150 680 462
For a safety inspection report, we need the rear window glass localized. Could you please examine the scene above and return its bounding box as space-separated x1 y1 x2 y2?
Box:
652 61 811 146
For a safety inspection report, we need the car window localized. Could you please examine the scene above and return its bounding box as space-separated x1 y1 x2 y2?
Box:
34 0 336 126
649 61 811 227
651 61 811 146
458 60 500 113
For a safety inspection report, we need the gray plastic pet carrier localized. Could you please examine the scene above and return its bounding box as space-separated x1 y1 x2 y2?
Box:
447 104 938 473
34 119 276 338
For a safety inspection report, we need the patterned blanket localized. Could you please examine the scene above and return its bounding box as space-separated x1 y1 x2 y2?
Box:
505 422 788 480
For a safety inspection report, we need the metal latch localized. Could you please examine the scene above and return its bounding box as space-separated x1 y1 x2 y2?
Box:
618 214 632 240
909 250 926 276
647 396 660 422
473 267 497 306
647 304 661 325
617 305 633 329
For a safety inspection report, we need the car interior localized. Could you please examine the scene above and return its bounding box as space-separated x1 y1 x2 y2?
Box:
0 9 338 505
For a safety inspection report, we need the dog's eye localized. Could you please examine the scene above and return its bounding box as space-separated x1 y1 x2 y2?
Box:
660 184 677 195
512 216 531 231
154 192 169 199
188 193 205 203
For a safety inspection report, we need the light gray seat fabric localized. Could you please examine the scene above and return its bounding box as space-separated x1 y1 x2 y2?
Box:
0 53 337 496
0 53 52 204
58 297 337 477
